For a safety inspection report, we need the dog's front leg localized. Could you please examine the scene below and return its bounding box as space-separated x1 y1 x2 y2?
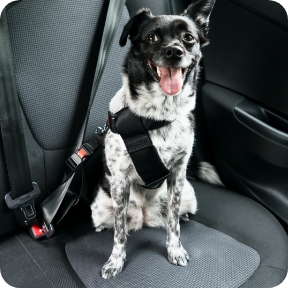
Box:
166 165 190 266
101 177 129 279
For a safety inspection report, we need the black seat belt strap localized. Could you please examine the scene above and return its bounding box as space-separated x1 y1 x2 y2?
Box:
0 10 40 227
38 0 126 233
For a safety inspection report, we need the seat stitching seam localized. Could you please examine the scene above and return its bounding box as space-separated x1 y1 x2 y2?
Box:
15 236 56 288
240 264 287 287
261 265 287 272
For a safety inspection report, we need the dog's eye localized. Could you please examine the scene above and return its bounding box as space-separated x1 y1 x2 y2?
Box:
147 34 158 43
183 33 194 42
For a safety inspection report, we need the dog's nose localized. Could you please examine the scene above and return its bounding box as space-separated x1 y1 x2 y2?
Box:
165 46 183 59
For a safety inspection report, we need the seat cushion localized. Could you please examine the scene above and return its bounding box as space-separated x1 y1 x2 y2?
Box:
191 180 288 288
64 180 288 288
0 181 287 288
66 220 261 288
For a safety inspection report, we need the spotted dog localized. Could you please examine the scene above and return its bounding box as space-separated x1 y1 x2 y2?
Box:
91 0 216 279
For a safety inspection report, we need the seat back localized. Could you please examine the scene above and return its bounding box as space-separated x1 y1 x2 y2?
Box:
0 0 130 236
0 0 193 237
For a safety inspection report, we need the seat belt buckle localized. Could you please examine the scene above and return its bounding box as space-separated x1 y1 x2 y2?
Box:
28 220 54 240
66 145 92 171
5 182 41 226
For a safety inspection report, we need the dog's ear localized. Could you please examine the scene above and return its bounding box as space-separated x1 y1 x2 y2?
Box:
119 8 153 47
183 0 216 47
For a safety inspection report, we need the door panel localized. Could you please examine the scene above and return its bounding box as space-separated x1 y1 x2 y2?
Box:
234 99 288 147
231 0 288 32
203 84 288 223
202 0 288 223
203 0 288 117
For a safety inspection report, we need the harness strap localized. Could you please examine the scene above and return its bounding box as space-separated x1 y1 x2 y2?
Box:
108 107 172 189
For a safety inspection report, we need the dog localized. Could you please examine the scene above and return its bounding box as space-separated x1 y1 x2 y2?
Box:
91 0 216 279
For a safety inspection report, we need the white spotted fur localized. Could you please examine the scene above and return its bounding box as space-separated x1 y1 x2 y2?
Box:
89 1 218 277
91 76 197 233
198 161 225 187
91 74 198 279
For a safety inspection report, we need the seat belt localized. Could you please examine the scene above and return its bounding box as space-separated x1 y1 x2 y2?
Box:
0 9 40 228
37 0 126 238
0 0 126 238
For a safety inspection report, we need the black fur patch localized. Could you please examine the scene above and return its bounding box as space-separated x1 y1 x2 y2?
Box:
188 112 195 132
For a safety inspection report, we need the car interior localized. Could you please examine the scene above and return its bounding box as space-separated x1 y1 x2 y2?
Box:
0 0 288 287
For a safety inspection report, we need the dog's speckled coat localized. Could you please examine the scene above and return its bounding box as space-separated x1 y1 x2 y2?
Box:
91 0 216 279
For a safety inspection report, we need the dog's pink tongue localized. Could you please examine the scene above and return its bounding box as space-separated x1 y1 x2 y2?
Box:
159 67 183 95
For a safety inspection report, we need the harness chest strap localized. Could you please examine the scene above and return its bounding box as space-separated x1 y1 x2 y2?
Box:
108 107 172 189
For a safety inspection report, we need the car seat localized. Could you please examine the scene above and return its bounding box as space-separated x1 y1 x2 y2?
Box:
0 0 287 287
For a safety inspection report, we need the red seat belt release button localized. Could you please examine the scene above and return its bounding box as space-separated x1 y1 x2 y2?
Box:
29 224 45 239
77 148 87 159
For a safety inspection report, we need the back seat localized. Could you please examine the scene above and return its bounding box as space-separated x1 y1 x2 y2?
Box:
0 1 287 287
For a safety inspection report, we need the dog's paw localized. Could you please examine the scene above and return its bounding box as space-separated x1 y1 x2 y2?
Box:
167 244 190 266
101 256 125 279
95 225 105 232
180 213 189 222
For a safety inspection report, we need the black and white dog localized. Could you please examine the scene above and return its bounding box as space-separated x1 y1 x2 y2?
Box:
91 0 216 279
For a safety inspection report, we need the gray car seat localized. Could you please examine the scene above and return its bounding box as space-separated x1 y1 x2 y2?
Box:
0 0 287 287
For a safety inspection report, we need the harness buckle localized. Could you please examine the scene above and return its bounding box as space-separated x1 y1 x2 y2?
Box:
5 182 41 226
66 145 92 171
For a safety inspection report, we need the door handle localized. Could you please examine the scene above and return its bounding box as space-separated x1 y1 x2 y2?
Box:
234 99 288 146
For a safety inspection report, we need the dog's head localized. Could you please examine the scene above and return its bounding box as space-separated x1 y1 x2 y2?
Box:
119 0 215 119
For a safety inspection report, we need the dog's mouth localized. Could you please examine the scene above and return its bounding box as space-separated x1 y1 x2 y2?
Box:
147 60 188 96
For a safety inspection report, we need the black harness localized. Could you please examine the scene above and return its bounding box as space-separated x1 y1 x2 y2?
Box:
107 107 172 189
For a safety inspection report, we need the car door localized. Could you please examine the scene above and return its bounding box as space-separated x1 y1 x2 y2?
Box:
201 0 288 224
